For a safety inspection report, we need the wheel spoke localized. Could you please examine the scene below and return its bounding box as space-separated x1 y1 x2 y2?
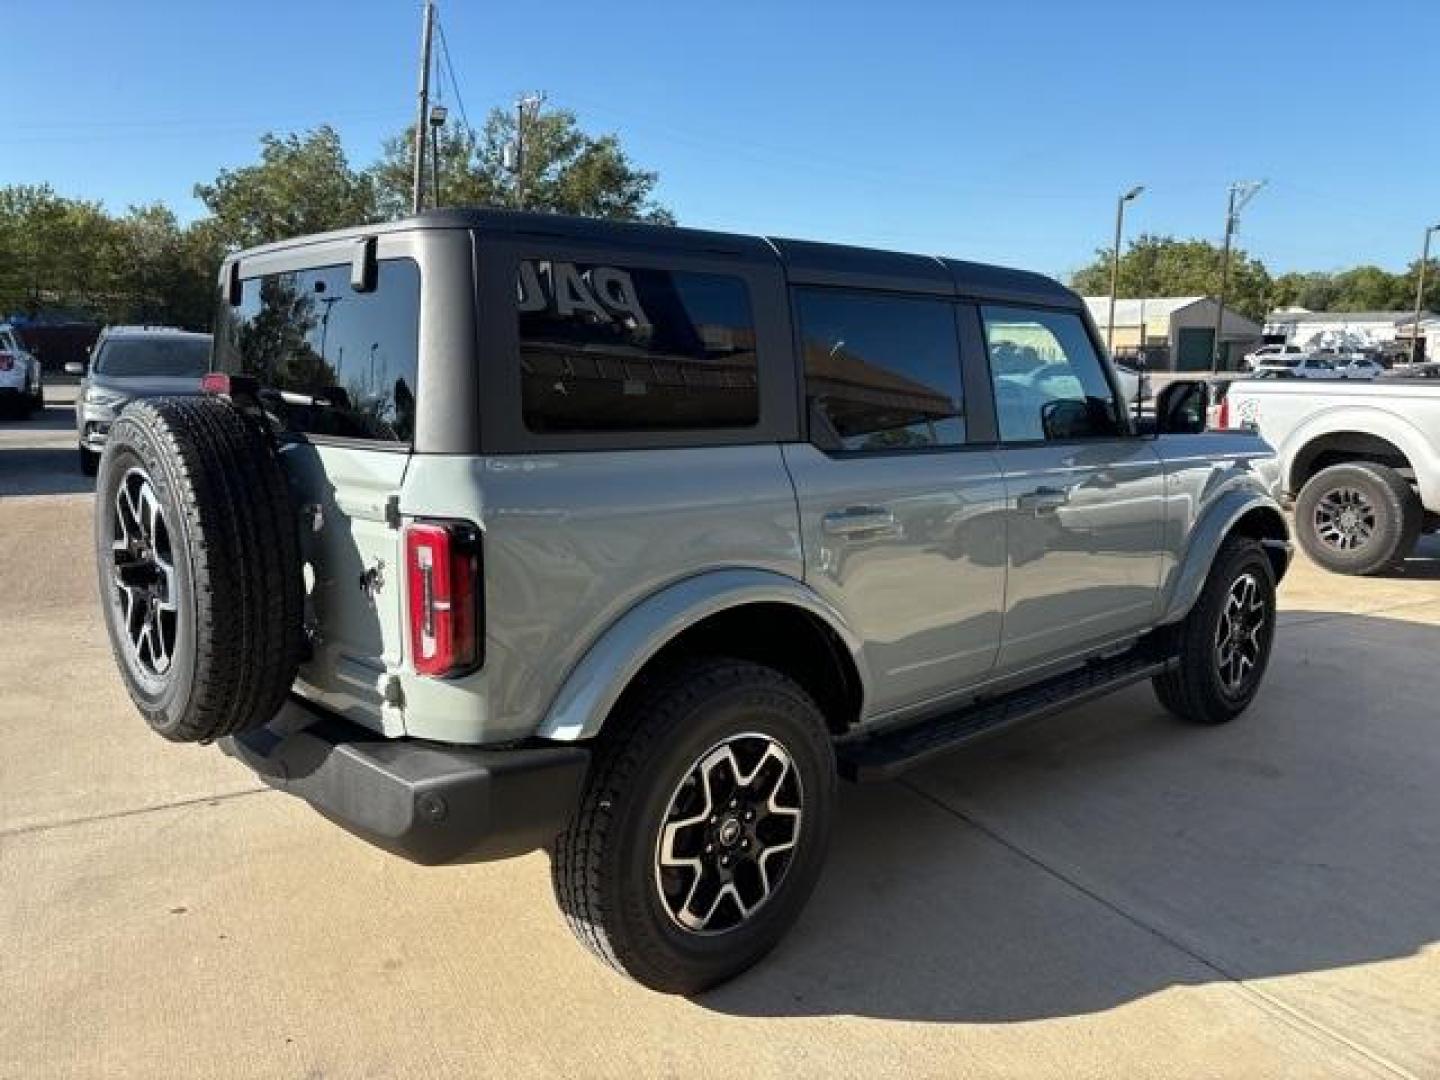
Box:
653 732 804 937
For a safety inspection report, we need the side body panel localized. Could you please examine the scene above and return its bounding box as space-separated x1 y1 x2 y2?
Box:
994 440 1166 672
396 447 804 744
782 443 1007 718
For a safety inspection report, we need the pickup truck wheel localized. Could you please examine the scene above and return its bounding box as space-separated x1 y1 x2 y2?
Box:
1294 462 1421 576
95 397 304 743
551 658 836 994
1153 536 1276 725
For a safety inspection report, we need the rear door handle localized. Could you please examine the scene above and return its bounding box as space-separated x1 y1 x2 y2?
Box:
822 506 898 537
1016 486 1069 514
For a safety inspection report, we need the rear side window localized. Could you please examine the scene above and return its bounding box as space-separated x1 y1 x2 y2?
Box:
215 259 420 444
796 287 965 452
517 260 758 433
982 306 1120 442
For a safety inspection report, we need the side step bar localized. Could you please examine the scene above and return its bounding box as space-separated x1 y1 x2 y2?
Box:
837 647 1178 782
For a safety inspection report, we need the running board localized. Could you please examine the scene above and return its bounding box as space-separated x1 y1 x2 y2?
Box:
837 648 1178 782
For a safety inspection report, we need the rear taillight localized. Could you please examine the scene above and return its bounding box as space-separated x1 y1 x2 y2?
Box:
1216 395 1230 429
405 521 483 678
0 352 13 371
200 372 231 395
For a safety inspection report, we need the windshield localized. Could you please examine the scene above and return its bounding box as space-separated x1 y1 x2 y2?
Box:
95 337 211 377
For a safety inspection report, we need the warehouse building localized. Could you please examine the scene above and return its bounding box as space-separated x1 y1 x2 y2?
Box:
1082 296 1263 371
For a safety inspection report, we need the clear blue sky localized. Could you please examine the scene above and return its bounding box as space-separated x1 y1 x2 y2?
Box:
4 0 1437 279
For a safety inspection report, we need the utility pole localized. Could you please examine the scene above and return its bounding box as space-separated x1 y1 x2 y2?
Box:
509 94 544 210
1107 185 1144 354
1211 179 1266 373
1410 223 1438 365
410 1 436 215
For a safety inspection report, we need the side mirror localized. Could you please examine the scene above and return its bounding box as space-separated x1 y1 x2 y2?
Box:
64 362 85 376
1156 379 1208 434
1040 398 1092 440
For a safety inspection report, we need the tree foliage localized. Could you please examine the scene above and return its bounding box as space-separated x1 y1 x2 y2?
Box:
0 185 223 327
1070 233 1274 322
2 104 672 331
194 126 379 250
371 106 673 223
1074 233 1440 322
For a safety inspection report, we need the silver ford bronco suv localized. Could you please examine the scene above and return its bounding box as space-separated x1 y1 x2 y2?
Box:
94 209 1290 994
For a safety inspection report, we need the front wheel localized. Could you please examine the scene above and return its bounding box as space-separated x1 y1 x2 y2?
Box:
1154 536 1277 725
1294 462 1421 576
551 658 836 994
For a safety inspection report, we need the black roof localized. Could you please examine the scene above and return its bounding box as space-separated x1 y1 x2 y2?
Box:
236 207 1078 308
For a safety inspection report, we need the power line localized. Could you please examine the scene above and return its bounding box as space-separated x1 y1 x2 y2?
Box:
434 13 471 132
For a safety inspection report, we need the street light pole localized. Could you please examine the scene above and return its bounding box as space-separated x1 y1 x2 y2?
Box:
410 1 436 214
1107 185 1144 354
1410 224 1438 366
1211 180 1266 373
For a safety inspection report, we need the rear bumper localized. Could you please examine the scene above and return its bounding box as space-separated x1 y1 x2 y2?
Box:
220 698 589 865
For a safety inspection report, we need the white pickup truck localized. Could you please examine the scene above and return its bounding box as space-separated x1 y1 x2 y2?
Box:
1219 377 1440 574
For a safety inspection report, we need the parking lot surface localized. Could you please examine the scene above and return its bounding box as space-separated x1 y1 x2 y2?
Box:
3 389 1438 1078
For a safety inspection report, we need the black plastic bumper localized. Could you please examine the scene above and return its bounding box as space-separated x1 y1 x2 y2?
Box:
220 699 589 865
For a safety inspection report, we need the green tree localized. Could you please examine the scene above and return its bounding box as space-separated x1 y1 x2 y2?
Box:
1070 233 1274 322
371 105 673 224
195 126 378 250
1271 271 1341 312
1328 265 1408 311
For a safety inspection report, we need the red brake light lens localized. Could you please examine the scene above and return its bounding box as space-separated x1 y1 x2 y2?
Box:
405 521 482 678
200 372 231 395
1216 395 1230 429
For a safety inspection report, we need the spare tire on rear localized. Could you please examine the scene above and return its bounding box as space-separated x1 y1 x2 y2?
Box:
95 396 305 743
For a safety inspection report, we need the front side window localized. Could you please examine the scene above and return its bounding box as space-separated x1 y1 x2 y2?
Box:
94 337 210 377
214 259 420 444
517 259 758 433
797 288 964 452
982 306 1120 442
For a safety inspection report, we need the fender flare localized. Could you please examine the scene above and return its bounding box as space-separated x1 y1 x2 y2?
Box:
536 568 870 742
1278 404 1439 508
1158 488 1291 626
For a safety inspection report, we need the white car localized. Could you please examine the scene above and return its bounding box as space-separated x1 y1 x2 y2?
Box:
1244 343 1304 369
0 323 45 418
1250 353 1339 380
1331 356 1385 380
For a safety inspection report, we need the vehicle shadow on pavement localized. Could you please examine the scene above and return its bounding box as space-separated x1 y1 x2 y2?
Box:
0 447 94 497
1389 534 1440 579
0 404 94 497
702 611 1440 1024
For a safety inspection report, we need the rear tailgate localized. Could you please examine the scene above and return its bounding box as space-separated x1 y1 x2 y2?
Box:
283 443 410 733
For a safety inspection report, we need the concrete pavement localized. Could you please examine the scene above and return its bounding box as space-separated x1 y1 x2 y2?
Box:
3 389 1437 1078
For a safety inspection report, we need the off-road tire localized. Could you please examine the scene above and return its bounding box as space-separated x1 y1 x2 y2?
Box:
95 396 304 742
78 445 99 476
1153 536 1276 725
551 658 836 995
1294 462 1421 576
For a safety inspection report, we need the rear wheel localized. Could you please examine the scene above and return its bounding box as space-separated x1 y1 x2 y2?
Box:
96 396 304 742
1294 462 1421 575
552 658 836 994
1153 536 1276 725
